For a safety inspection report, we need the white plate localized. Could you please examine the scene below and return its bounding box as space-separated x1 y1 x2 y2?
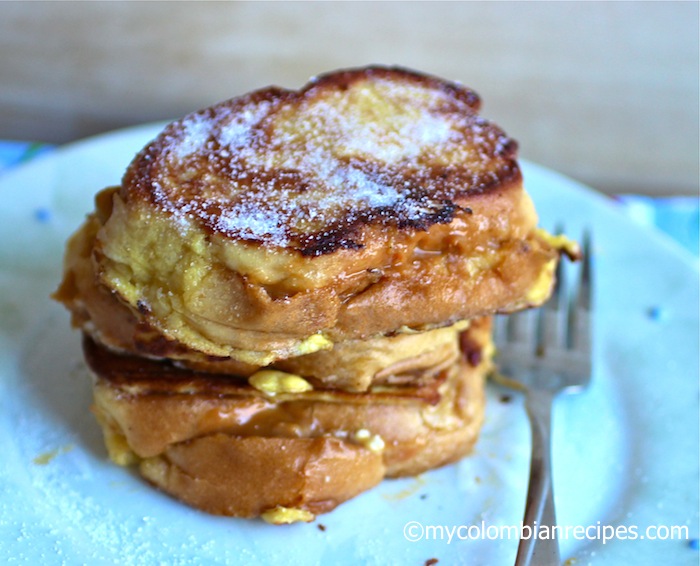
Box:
0 124 697 565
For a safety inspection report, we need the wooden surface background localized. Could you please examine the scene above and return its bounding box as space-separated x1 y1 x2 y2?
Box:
1 1 698 196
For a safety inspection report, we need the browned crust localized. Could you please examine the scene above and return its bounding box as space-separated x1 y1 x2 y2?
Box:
120 65 520 256
83 333 449 405
88 333 488 518
309 66 483 111
87 330 487 467
56 194 551 365
55 65 554 366
137 436 385 518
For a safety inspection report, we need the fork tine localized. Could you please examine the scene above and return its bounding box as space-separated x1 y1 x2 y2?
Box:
538 267 561 354
546 241 566 312
578 230 592 312
506 308 536 344
569 230 592 352
540 231 568 348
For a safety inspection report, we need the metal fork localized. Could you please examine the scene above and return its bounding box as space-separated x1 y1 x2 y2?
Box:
494 231 592 566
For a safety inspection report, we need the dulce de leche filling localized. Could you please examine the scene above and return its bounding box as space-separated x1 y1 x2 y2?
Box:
85 328 489 462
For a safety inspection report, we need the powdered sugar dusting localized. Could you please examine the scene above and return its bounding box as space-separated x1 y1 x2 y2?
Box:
213 201 289 243
217 102 272 149
331 167 400 208
326 83 459 162
134 70 518 253
172 113 212 159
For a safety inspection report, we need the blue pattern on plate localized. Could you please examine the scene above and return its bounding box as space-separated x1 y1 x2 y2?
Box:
0 141 53 172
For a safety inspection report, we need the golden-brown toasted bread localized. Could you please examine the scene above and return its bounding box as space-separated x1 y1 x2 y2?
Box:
55 218 485 392
121 66 514 255
55 66 565 365
85 317 491 520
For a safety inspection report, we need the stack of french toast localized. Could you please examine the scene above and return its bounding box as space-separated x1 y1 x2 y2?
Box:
54 66 573 523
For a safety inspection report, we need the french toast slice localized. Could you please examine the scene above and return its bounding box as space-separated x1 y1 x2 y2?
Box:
55 213 485 392
119 66 510 258
85 316 491 520
56 66 567 365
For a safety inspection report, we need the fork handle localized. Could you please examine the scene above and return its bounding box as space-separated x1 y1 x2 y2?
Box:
515 389 561 566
